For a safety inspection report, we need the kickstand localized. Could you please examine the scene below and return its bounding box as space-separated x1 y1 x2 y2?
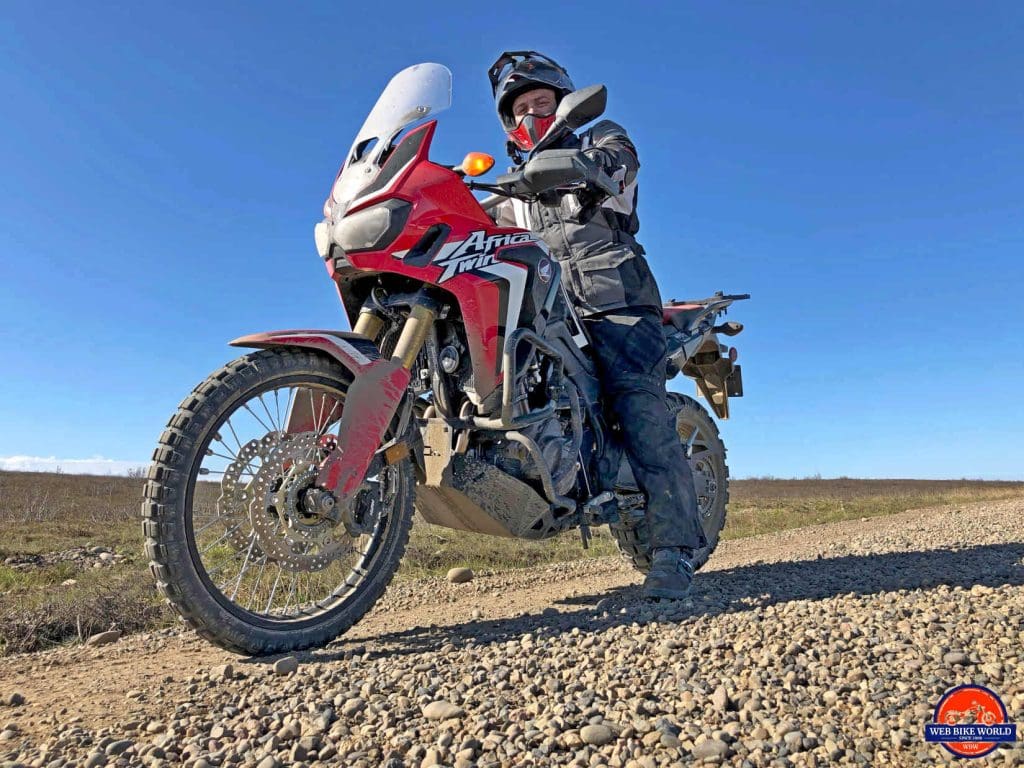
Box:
579 521 591 550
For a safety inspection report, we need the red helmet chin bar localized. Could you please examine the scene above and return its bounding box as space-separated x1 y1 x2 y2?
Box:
508 113 557 151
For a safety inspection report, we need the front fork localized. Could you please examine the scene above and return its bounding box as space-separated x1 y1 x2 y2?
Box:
306 299 436 505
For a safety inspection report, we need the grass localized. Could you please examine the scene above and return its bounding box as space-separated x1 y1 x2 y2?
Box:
1 470 1021 655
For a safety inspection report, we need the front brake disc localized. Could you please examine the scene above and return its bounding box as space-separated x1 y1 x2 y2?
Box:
218 435 277 554
248 433 354 573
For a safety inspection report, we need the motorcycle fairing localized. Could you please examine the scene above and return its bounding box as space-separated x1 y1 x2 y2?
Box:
325 120 548 405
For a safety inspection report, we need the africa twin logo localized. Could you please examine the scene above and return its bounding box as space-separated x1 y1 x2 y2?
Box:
433 230 541 282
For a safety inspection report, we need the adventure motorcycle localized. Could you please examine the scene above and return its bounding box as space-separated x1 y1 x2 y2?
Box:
143 63 748 654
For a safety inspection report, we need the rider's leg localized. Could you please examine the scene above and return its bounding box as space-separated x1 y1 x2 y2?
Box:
582 308 706 597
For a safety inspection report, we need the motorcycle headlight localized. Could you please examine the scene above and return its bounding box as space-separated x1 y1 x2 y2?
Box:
331 199 411 253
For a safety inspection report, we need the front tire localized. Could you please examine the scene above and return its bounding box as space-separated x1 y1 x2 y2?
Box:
142 348 414 655
609 393 729 573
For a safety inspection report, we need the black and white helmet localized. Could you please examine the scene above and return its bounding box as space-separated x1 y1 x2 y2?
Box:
488 51 575 147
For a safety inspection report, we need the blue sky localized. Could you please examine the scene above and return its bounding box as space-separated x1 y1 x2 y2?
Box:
1 1 1021 479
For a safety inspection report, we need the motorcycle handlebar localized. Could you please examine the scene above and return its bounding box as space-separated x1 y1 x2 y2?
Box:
474 150 620 203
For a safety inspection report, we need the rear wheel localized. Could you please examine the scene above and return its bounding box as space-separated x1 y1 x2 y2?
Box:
610 393 729 573
142 348 414 655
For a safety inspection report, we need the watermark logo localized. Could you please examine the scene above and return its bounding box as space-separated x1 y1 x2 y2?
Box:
924 684 1017 758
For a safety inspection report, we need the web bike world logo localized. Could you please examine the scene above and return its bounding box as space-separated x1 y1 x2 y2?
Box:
924 684 1017 758
433 230 540 282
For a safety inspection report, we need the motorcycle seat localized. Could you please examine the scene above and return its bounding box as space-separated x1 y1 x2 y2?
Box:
661 303 704 331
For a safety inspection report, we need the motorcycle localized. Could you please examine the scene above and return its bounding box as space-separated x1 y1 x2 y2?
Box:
142 63 748 654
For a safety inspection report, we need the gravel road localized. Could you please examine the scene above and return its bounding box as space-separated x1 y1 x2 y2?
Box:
1 497 1022 767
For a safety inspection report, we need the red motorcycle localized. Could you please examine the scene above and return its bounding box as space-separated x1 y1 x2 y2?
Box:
143 63 747 654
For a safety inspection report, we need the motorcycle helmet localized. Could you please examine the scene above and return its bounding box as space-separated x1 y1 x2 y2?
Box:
488 51 575 151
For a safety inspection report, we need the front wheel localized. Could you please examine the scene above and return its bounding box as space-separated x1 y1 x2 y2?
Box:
609 393 729 573
142 348 414 655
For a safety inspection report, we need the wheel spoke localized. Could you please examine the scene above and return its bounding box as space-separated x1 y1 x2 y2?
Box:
242 402 275 436
317 400 342 437
245 556 268 610
224 418 246 454
229 536 258 601
264 568 284 614
199 523 243 555
258 394 281 433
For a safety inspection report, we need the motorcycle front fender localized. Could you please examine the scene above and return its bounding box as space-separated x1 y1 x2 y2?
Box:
229 329 412 501
230 329 381 375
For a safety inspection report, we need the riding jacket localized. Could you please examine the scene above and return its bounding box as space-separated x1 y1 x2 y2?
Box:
493 120 663 316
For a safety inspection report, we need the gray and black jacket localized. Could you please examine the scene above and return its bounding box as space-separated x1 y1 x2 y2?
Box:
494 120 663 316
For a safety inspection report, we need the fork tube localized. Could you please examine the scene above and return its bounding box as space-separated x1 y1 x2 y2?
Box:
353 310 385 344
391 303 436 370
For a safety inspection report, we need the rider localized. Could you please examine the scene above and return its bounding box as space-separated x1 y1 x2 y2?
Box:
487 51 707 599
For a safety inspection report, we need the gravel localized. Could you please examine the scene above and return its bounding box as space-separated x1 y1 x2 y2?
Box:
1 497 1022 767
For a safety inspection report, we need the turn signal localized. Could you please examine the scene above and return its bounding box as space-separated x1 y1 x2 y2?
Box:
460 152 495 177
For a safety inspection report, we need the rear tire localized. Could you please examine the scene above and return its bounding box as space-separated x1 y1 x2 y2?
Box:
142 348 414 655
609 393 729 573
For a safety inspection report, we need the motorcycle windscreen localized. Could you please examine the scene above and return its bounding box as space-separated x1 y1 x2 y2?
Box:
330 63 452 215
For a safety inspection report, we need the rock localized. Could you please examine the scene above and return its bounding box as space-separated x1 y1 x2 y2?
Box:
256 757 281 768
6 693 25 706
86 630 122 647
783 731 805 751
579 724 614 746
83 753 106 767
423 700 465 720
421 747 444 767
943 651 968 666
659 732 681 748
62 579 78 587
104 739 133 756
273 656 299 675
711 684 731 712
212 663 234 680
342 697 367 717
691 739 729 760
447 568 474 584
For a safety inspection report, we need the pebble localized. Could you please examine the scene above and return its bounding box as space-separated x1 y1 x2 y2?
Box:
104 739 132 755
86 630 121 647
943 651 968 666
273 656 299 676
711 684 731 712
579 724 614 746
422 700 465 721
691 739 729 760
2 495 1023 768
446 567 474 584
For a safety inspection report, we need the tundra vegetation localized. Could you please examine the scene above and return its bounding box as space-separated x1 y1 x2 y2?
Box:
1 469 1020 655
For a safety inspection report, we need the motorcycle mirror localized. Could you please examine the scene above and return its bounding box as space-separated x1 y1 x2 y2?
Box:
555 84 607 130
529 85 608 157
457 152 495 177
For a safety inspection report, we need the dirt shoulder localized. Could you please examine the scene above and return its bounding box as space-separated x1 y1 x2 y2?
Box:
1 496 1022 767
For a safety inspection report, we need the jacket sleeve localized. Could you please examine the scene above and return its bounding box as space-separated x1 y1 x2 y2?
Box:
583 120 640 189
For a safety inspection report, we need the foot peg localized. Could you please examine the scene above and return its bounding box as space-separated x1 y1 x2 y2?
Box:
583 491 619 525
